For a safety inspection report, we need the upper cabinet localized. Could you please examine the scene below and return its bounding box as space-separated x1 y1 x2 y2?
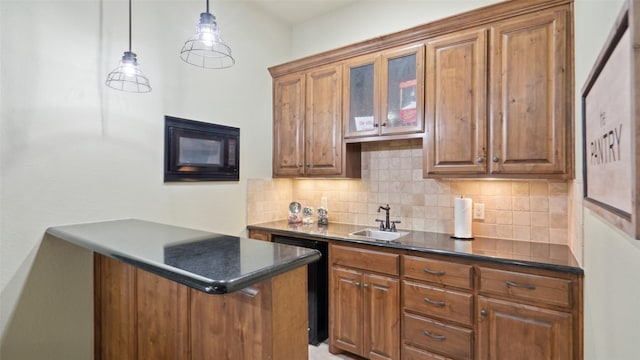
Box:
424 28 488 175
273 64 361 178
344 44 425 140
424 6 572 178
489 7 570 177
269 0 573 179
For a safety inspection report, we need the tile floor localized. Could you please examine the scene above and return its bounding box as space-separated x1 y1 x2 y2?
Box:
308 342 360 359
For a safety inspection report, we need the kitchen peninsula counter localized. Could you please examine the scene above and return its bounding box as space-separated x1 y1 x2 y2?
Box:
47 218 320 293
47 219 320 359
247 220 582 274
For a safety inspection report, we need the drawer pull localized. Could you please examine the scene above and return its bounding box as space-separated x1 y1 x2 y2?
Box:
423 330 446 341
506 280 536 290
423 268 446 276
423 297 446 307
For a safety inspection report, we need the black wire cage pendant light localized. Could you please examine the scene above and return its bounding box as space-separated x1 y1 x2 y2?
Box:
105 0 151 93
180 0 235 69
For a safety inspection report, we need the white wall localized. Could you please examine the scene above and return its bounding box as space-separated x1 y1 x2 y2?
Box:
574 1 640 359
0 0 286 358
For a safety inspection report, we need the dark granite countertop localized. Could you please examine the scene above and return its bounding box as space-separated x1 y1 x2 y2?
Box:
247 220 583 275
46 219 321 294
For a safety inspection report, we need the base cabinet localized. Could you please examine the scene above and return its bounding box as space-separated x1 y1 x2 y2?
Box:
477 296 573 359
94 253 309 360
330 245 400 360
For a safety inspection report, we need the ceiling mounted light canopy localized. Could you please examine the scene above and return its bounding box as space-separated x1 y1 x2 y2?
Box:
105 0 151 93
180 0 235 69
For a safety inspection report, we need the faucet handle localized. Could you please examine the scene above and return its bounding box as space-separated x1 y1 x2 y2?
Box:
375 219 385 230
390 220 401 232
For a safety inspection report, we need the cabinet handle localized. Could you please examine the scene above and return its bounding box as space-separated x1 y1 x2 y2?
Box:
423 330 446 341
423 297 445 307
423 268 446 276
476 156 484 163
297 163 303 168
240 287 260 297
492 156 500 163
505 280 536 290
480 309 487 317
355 282 361 288
305 163 310 167
374 123 379 127
364 283 369 289
381 122 387 127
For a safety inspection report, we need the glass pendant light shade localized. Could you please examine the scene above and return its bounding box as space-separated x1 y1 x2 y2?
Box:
105 0 151 93
106 51 151 93
180 2 235 69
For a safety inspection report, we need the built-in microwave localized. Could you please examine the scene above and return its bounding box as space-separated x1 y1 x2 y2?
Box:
164 115 240 182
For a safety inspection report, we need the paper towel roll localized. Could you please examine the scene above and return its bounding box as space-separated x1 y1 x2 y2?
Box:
454 197 473 238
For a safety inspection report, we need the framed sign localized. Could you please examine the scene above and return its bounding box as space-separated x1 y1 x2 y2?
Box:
582 0 639 239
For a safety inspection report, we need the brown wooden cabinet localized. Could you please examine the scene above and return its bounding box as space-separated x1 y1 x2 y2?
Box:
273 64 360 178
477 296 572 359
248 228 583 360
425 5 572 178
330 245 400 360
423 28 488 176
94 253 308 360
343 44 425 140
488 6 571 177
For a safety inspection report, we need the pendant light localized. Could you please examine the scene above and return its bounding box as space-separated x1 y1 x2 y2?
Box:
180 0 235 69
105 0 151 93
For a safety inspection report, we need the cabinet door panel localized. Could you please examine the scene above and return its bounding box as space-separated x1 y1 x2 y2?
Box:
490 8 568 175
273 73 305 177
344 55 380 138
425 29 487 175
332 266 364 355
477 296 572 360
95 254 136 360
365 273 400 360
306 65 343 176
381 45 425 135
136 268 189 360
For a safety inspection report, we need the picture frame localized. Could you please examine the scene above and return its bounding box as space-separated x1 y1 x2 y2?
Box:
164 116 240 182
581 0 639 239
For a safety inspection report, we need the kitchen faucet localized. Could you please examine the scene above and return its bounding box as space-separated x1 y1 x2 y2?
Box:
376 204 400 232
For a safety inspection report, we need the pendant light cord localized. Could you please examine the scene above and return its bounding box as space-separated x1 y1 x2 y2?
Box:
128 0 132 52
206 0 209 14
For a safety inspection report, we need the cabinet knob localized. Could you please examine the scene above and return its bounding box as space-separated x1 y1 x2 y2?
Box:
480 309 487 317
492 156 499 163
363 283 369 289
355 282 361 288
476 156 484 163
381 122 387 127
305 163 310 167
297 163 303 168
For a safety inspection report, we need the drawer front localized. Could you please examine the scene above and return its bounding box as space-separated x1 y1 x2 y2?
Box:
403 313 472 360
403 255 473 289
403 344 453 360
332 244 399 275
478 267 572 308
403 281 473 326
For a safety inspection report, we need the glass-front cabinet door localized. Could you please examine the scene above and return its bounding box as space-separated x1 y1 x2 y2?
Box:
380 44 424 135
343 44 424 138
343 54 380 138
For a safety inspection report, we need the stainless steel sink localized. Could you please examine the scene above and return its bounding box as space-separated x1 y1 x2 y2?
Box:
349 228 409 242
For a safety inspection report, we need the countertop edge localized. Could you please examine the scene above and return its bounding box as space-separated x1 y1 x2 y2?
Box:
247 223 584 276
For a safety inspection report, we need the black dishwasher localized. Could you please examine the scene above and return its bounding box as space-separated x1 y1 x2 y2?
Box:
272 235 328 345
